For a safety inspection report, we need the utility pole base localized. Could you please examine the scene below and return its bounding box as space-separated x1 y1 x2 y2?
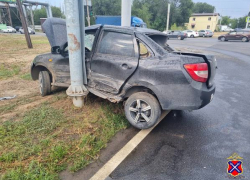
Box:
66 85 89 108
73 96 84 108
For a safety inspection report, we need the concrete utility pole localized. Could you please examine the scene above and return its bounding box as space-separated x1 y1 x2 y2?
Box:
6 3 12 26
30 5 35 31
65 0 88 108
121 0 131 26
0 9 2 23
16 0 33 49
166 3 170 31
86 0 90 26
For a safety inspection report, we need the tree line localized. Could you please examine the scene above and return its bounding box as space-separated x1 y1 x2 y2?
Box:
10 0 247 31
92 0 216 31
221 16 248 29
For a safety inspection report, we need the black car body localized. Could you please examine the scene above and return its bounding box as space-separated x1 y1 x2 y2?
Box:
166 31 187 40
31 18 217 129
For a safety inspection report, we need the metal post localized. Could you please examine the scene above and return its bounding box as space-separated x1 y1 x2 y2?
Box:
16 0 33 48
246 17 250 29
30 5 35 31
48 5 53 17
86 0 90 26
0 9 2 24
79 0 88 84
23 5 29 27
166 3 170 31
6 3 12 26
65 0 88 108
219 15 222 31
121 0 131 26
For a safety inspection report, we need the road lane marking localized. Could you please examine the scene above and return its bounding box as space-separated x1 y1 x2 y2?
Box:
90 110 170 180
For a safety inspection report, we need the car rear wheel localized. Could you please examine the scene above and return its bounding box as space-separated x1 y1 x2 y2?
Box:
203 34 205 37
178 36 181 40
125 92 161 129
191 35 194 38
221 37 226 42
39 71 51 97
242 37 248 42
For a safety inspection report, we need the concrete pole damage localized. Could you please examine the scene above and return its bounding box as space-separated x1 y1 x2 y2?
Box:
65 0 89 108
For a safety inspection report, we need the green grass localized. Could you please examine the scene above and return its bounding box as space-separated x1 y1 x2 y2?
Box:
0 96 129 179
0 94 38 115
20 73 32 81
0 64 21 79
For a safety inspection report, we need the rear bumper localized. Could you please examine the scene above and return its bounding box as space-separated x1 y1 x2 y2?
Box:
156 84 216 111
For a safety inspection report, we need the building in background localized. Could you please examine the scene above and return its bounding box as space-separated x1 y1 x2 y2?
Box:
187 13 220 32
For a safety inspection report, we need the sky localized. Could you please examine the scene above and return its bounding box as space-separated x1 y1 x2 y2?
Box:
37 0 250 18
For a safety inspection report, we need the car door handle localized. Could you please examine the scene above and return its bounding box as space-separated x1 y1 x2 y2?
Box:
121 63 132 70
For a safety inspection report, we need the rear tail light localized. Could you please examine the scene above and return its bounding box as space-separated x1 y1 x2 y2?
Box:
184 63 208 83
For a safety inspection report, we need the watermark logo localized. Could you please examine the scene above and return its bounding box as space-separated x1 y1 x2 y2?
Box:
227 153 244 179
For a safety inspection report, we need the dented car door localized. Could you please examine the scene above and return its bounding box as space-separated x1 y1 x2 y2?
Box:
89 29 139 94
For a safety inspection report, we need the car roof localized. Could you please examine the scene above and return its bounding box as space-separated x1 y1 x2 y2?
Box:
87 24 166 36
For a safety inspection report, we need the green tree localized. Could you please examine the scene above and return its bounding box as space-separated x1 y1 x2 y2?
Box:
33 6 65 25
132 0 152 28
176 0 194 25
10 7 22 27
193 2 215 13
230 16 248 29
221 16 231 25
92 0 121 15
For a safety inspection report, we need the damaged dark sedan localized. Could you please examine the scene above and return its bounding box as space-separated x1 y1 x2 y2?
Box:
31 18 217 129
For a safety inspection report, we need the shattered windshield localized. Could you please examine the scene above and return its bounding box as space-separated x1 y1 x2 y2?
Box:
85 33 95 51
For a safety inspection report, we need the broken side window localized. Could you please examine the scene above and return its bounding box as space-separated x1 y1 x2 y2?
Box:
97 31 134 57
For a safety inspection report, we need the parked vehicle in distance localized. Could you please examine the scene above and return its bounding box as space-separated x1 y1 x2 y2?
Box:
1 26 16 33
15 26 21 31
31 18 217 129
222 27 234 32
198 30 213 37
182 30 199 38
95 16 147 28
19 27 35 34
165 31 187 40
218 31 250 42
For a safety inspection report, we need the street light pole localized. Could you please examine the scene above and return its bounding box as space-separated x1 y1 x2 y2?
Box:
121 0 131 27
166 3 170 31
65 0 88 108
86 0 90 26
16 0 33 49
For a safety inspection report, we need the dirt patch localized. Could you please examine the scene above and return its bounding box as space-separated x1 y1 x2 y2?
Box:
0 78 38 97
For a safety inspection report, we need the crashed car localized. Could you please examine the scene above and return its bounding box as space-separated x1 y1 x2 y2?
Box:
31 18 217 129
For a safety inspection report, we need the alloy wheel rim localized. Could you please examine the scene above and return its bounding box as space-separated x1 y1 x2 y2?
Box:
129 99 152 123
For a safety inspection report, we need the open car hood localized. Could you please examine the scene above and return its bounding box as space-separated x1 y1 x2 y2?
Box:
42 18 67 53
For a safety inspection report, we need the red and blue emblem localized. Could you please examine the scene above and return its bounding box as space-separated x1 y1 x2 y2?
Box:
227 153 243 177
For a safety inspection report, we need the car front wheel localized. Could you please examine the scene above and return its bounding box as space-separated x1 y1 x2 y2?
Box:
124 92 161 129
39 71 51 97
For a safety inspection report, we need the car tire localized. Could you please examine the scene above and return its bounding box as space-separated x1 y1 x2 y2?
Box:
39 71 51 97
203 34 205 38
124 92 161 129
191 35 194 38
242 37 248 42
221 37 226 42
178 36 181 40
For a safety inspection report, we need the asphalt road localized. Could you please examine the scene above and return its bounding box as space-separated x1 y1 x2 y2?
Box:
110 38 250 180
